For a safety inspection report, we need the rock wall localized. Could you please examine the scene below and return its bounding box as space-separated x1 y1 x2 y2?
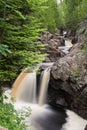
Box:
48 19 87 119
40 30 65 62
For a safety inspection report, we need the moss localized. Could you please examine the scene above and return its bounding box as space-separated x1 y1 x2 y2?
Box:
70 69 80 78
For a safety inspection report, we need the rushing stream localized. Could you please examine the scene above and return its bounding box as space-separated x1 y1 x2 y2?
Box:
58 39 73 54
4 66 87 130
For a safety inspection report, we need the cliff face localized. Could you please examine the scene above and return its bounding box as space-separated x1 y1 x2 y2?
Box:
40 30 65 62
48 19 87 119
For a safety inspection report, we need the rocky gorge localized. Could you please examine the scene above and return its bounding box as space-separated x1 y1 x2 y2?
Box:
40 19 87 120
1 19 87 130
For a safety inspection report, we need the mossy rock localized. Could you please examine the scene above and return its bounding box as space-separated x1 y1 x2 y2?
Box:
70 69 80 78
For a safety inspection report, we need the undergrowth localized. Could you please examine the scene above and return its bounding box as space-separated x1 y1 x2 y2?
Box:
0 96 31 130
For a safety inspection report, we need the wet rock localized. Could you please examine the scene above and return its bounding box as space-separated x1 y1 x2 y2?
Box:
48 86 73 108
40 62 54 70
40 31 65 62
71 36 78 44
48 39 60 49
40 32 53 43
85 125 87 130
47 74 73 108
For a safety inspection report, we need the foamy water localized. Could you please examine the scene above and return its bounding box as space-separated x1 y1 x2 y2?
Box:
3 90 87 130
58 40 73 54
3 68 87 130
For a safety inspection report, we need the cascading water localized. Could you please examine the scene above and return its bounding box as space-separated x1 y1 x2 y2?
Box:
11 72 37 103
4 65 87 130
58 39 73 54
10 67 52 130
11 72 28 100
11 67 50 105
39 68 50 106
19 72 37 103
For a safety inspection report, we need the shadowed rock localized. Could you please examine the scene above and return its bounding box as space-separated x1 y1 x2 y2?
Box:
50 19 87 119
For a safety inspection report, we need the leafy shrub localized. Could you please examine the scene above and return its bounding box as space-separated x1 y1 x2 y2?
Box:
0 96 31 130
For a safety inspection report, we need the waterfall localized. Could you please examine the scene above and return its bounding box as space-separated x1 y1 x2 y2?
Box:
65 39 72 47
4 64 87 130
38 68 50 106
11 72 28 100
19 72 37 103
11 68 50 105
11 72 37 103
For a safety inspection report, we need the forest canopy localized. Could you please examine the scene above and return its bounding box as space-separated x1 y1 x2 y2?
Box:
0 0 87 83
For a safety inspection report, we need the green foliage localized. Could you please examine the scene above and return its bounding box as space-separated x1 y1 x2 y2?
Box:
42 0 61 33
0 96 31 130
61 0 79 30
1 0 87 83
0 0 47 82
58 0 87 30
0 44 12 56
78 0 87 20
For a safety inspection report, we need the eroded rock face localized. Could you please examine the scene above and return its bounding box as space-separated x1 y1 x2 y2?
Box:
51 47 87 118
40 31 65 62
52 51 87 86
49 20 87 119
40 21 87 119
77 19 87 43
51 50 87 118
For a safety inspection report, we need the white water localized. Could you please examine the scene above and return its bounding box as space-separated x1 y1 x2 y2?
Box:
11 68 51 130
40 62 54 69
39 69 50 106
58 39 73 54
62 110 87 130
3 67 87 130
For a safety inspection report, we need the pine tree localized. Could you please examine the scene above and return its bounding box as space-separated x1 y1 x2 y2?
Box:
78 0 87 20
61 0 86 30
0 0 47 83
63 0 79 29
42 0 60 32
